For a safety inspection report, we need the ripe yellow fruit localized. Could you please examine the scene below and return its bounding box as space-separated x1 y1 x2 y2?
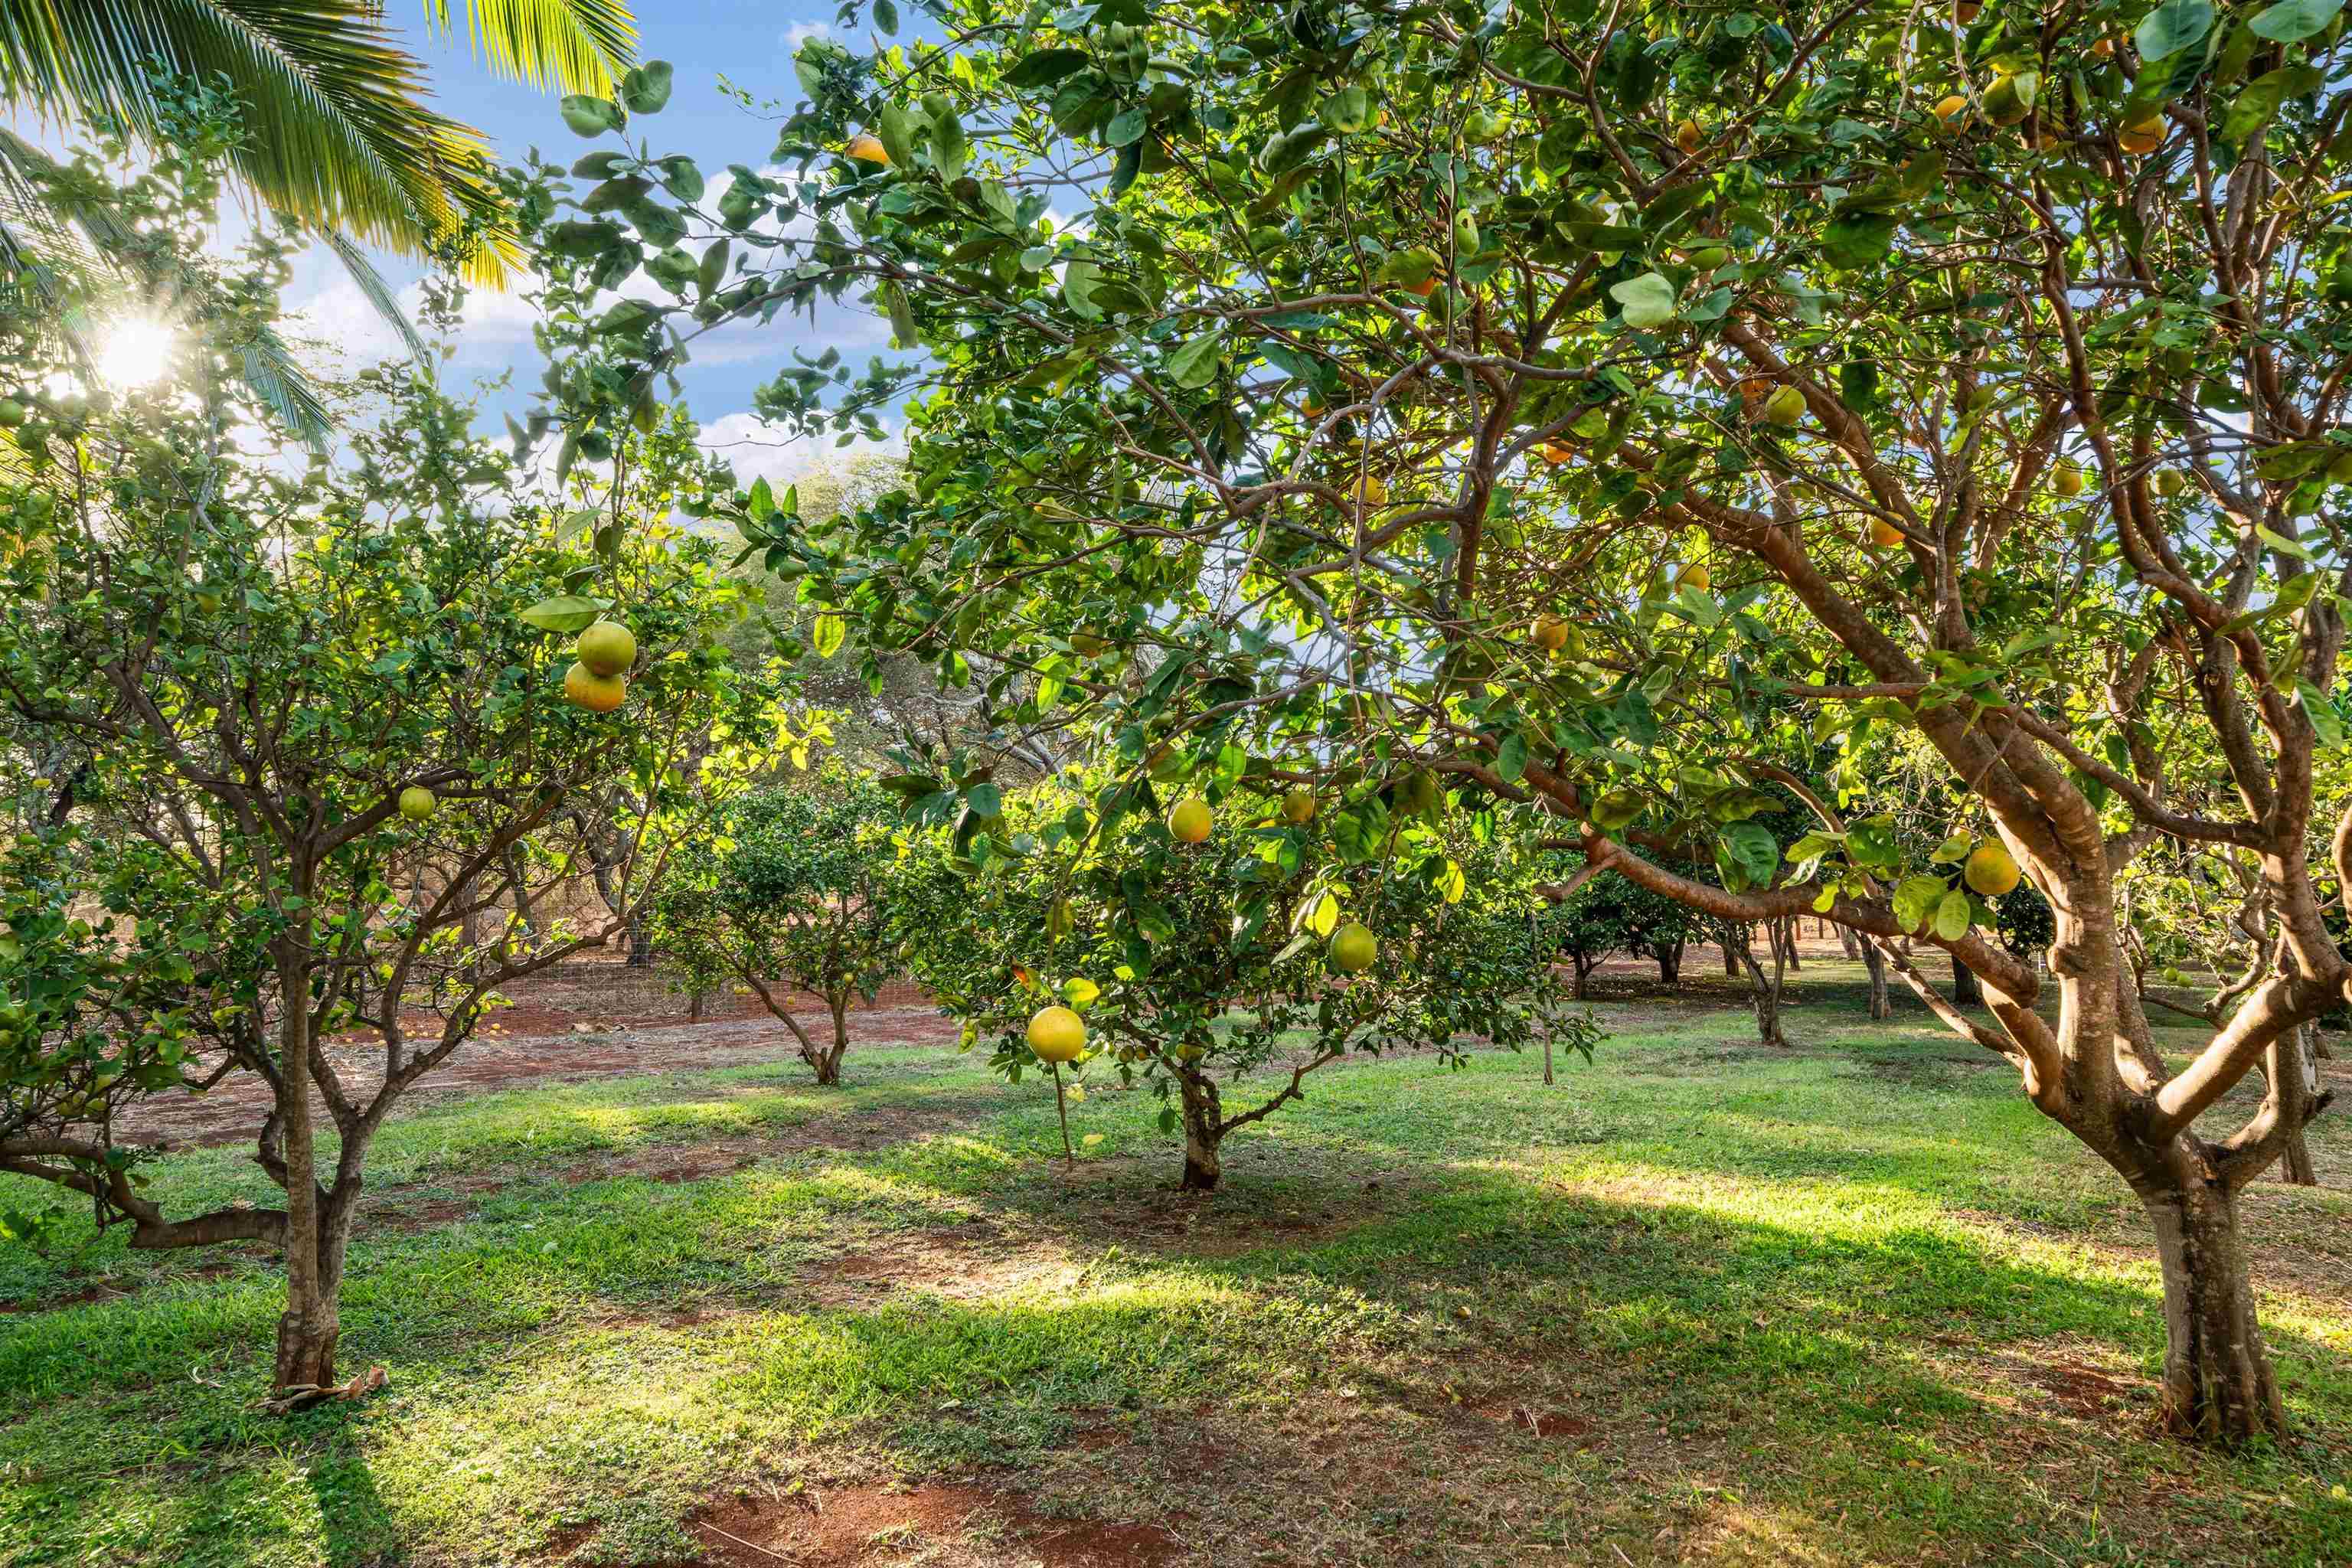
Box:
845 132 890 165
1070 630 1108 656
576 620 636 678
1675 118 1702 155
1539 440 1575 465
2091 36 2114 57
398 786 437 822
2053 460 2086 498
1871 519 1906 547
1932 93 1970 124
1168 795 1212 844
1351 474 1388 508
1965 841 2022 897
1405 275 1439 298
1760 384 1807 427
1281 788 1318 825
1027 1004 1086 1063
2119 117 2165 156
564 661 627 713
1677 563 1712 595
1328 921 1378 974
1532 614 1570 652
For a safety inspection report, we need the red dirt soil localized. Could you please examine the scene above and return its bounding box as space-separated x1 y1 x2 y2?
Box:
114 959 962 1151
688 1482 1182 1568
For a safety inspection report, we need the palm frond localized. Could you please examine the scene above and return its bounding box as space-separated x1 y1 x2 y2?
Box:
237 324 333 447
420 0 635 95
320 224 426 363
0 0 517 281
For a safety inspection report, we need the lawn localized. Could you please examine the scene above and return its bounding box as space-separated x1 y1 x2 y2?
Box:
2 967 2349 1567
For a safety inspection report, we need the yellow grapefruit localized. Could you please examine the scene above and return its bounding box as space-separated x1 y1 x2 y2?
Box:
1965 841 2021 897
1027 1004 1086 1063
1168 795 1212 844
564 662 627 713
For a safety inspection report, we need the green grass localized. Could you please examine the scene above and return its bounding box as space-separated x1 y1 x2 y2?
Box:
3 970 2350 1566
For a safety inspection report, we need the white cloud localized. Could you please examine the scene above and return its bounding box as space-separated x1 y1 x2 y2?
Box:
783 22 831 47
697 411 818 489
283 273 544 373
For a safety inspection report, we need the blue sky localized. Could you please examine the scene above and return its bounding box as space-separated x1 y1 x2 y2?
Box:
281 2 902 488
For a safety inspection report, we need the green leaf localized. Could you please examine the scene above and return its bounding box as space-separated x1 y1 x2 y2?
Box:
1720 821 1779 891
1893 877 1946 934
1610 271 1677 330
561 95 626 137
1821 211 1900 270
812 614 845 658
619 61 674 115
1929 834 1972 864
2249 0 2344 41
1495 731 1529 782
1005 49 1091 89
2135 0 2216 60
2257 525 2319 563
1933 888 1973 942
1165 331 1223 390
518 595 603 633
2298 680 2345 746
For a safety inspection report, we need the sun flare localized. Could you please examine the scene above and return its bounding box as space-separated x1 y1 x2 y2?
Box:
94 313 176 390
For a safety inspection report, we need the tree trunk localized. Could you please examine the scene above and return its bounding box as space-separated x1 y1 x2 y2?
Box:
1838 923 1862 961
1655 936 1683 987
2138 1176 2288 1442
1779 917 1802 972
1178 1073 1223 1191
274 1194 357 1390
1737 939 1791 1048
1860 938 1893 1021
625 910 654 968
1952 957 1983 1007
1571 952 1597 999
1723 928 1743 977
2272 1027 2320 1185
813 991 851 1087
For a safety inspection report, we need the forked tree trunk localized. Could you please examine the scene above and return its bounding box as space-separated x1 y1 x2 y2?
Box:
1778 918 1802 972
1737 939 1791 1048
796 991 851 1086
1571 952 1599 998
1177 1072 1223 1191
2136 1174 2288 1442
1951 958 1983 1007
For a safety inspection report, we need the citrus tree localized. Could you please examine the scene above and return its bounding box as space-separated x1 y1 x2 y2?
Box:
652 775 900 1086
891 768 1584 1190
1541 856 1694 996
524 5 2352 1441
0 149 785 1398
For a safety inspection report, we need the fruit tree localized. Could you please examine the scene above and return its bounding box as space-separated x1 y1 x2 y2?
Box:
526 4 2352 1441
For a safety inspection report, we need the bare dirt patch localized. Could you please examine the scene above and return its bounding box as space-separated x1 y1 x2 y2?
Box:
113 1008 964 1151
798 1224 1080 1308
688 1481 1182 1568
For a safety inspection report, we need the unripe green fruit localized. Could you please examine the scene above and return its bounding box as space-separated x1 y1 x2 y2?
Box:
1328 921 1378 973
575 620 636 678
398 786 437 822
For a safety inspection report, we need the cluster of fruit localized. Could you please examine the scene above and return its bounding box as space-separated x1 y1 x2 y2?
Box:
562 620 638 713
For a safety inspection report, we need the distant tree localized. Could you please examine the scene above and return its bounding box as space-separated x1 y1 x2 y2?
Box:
896 768 1589 1191
652 776 900 1086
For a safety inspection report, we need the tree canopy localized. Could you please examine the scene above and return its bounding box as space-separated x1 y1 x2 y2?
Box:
524 0 2352 1442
